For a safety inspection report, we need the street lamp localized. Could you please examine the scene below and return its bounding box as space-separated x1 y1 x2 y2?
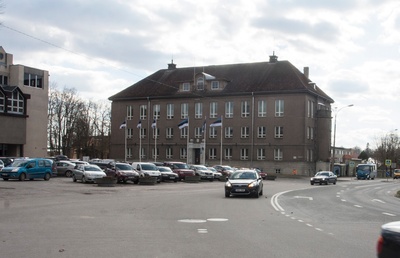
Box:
331 104 354 171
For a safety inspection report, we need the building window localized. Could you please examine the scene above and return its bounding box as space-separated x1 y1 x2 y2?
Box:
127 128 133 139
195 102 202 119
258 126 266 138
182 82 190 91
127 106 133 120
224 148 232 160
275 100 284 117
195 127 202 138
241 100 250 118
274 149 283 161
181 103 188 119
167 104 174 119
7 90 24 114
310 127 314 140
0 91 4 112
211 81 219 90
241 127 249 138
153 104 160 119
257 148 266 160
209 148 217 160
139 128 147 139
209 127 217 138
275 168 281 173
210 102 218 118
140 147 146 160
274 126 283 138
258 100 267 117
225 127 233 138
0 75 9 85
152 128 159 139
166 147 173 159
127 148 132 158
240 148 249 160
140 105 147 120
180 127 188 139
308 100 314 118
166 128 173 139
225 101 233 118
197 77 204 90
307 149 313 162
180 148 187 159
24 73 43 88
152 147 159 159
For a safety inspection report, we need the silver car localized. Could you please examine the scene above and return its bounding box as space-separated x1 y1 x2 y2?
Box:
72 164 106 183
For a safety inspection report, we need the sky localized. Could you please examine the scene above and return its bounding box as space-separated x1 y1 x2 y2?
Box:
1 0 399 150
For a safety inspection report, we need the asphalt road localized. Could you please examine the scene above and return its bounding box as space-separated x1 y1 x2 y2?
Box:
0 176 399 258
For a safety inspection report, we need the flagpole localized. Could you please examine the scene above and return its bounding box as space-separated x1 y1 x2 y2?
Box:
203 116 206 165
154 119 157 162
220 116 223 165
186 116 189 164
124 117 127 163
138 121 142 163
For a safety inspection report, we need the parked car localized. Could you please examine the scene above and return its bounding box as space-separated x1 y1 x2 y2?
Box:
0 157 13 167
393 169 400 179
225 169 263 198
0 158 55 181
163 161 195 181
253 168 267 179
214 165 235 176
377 221 400 258
310 171 337 185
105 162 140 184
189 165 214 181
131 162 162 183
55 160 76 177
0 160 4 170
72 164 106 183
207 167 223 180
157 166 179 182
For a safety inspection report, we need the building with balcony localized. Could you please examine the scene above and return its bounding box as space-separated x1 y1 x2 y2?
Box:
0 46 49 158
108 54 334 175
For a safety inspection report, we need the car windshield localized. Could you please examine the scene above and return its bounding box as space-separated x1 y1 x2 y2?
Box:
230 171 257 179
158 167 171 172
116 164 132 170
141 164 157 170
84 166 102 172
173 163 189 169
316 172 329 176
195 165 207 170
11 160 29 167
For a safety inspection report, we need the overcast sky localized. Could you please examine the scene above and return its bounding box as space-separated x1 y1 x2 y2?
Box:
1 0 399 150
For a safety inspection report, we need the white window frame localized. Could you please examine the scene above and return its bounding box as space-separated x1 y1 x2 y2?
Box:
181 103 188 119
209 127 217 138
7 90 24 114
241 126 249 138
274 148 283 161
195 102 202 119
153 104 160 120
182 82 190 91
139 104 147 120
166 127 173 139
209 148 217 160
275 99 284 117
195 127 202 138
180 148 187 159
166 147 173 159
225 127 233 138
167 104 174 119
241 100 250 118
127 105 133 120
180 127 188 139
275 126 283 138
211 81 219 90
225 101 233 118
210 102 218 118
258 100 267 117
224 148 232 160
257 148 266 160
258 126 266 138
240 148 249 160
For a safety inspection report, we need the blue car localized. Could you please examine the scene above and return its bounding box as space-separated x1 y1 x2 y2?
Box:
0 158 55 181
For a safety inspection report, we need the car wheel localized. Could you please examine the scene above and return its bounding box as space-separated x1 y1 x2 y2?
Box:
19 173 26 181
225 192 230 198
134 179 139 184
73 175 77 182
65 170 72 177
44 173 51 181
260 187 263 196
174 179 178 182
3 178 9 181
325 181 328 185
319 182 322 185
82 176 87 183
310 182 314 185
209 179 214 182
333 180 336 185
254 190 260 198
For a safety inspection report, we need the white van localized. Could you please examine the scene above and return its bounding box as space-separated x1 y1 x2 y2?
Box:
131 162 161 183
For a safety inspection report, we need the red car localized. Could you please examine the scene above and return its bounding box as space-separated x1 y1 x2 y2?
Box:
163 161 195 181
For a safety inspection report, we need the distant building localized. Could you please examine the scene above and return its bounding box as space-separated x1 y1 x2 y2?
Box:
0 46 49 157
108 54 334 175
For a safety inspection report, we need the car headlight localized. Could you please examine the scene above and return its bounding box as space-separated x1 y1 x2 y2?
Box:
225 181 232 187
12 168 20 172
248 182 257 188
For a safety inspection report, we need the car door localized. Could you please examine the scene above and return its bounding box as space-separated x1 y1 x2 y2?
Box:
26 160 41 179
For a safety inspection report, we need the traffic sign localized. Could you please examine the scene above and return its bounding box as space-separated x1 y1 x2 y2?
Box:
385 159 392 167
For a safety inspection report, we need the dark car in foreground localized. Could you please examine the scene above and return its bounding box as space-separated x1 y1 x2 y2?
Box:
163 161 195 181
377 221 400 258
310 171 337 185
105 162 140 184
225 170 263 198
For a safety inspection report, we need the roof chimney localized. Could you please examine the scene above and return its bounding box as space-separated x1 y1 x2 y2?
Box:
168 60 176 70
269 51 278 63
304 67 309 79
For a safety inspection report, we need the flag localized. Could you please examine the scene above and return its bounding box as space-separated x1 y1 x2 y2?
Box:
178 119 189 129
151 119 157 129
137 120 142 128
201 119 206 133
119 120 126 129
210 117 222 127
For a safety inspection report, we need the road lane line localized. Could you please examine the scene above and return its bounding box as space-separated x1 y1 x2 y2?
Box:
382 212 396 217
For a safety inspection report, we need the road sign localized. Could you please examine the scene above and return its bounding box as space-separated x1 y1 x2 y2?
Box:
349 161 355 168
385 159 392 167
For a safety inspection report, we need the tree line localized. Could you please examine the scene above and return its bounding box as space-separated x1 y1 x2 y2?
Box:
47 84 111 160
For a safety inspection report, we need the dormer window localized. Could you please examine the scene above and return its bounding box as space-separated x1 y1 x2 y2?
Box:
197 77 204 90
211 81 219 90
182 82 190 91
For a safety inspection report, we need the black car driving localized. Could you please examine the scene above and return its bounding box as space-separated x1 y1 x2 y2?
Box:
225 170 263 198
310 171 337 185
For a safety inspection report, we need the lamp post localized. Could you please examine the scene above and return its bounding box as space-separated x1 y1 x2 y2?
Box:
331 104 354 171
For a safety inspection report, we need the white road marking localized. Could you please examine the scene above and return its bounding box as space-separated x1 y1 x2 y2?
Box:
372 199 385 204
354 205 363 208
198 229 208 233
341 199 347 202
178 219 207 223
207 218 229 222
294 196 313 200
382 212 396 217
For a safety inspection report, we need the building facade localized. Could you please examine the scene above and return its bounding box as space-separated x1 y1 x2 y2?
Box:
109 54 334 176
0 46 49 158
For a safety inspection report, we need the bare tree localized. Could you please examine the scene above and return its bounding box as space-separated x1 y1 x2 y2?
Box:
373 131 400 165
